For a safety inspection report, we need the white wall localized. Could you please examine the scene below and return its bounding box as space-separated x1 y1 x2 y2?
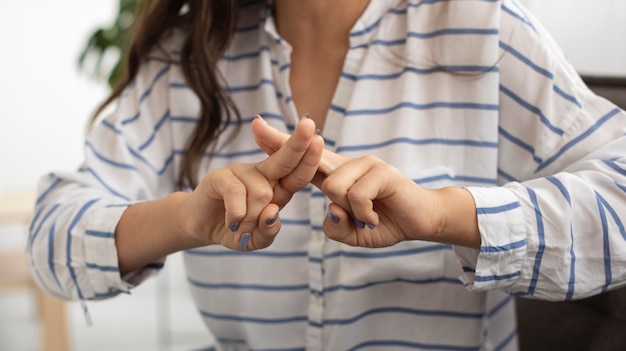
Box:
0 2 211 350
520 0 626 76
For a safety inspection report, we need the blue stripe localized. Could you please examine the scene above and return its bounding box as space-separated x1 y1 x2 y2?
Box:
415 174 497 186
138 109 170 151
480 239 526 253
603 159 626 177
476 201 521 215
198 309 307 324
487 296 513 319
500 84 565 136
474 271 521 282
185 249 307 258
36 178 62 205
336 137 497 153
48 223 63 291
121 112 140 125
546 176 576 300
597 193 626 284
338 101 499 117
350 17 383 37
80 168 131 202
226 78 274 93
138 65 171 103
341 65 499 82
347 340 480 351
222 45 270 61
595 194 612 293
201 148 267 159
170 115 197 123
536 107 622 172
188 277 308 291
553 85 582 108
526 187 545 295
28 204 60 294
67 199 100 299
324 307 483 326
28 205 45 234
29 204 60 253
85 141 138 171
501 3 537 33
86 263 118 272
498 126 543 164
499 41 553 79
408 28 498 39
494 329 518 351
323 277 462 293
319 245 451 261
85 230 114 239
101 119 122 134
497 168 518 182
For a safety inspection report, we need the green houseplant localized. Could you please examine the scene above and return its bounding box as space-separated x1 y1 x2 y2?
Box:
78 0 139 88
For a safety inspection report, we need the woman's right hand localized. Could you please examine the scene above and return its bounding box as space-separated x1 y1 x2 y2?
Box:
180 116 324 251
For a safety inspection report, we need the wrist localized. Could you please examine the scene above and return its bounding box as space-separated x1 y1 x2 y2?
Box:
169 191 212 250
430 187 481 249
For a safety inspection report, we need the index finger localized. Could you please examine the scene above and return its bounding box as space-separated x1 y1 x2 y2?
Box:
255 116 317 180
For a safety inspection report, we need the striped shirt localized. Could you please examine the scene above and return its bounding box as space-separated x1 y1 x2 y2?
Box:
28 0 626 350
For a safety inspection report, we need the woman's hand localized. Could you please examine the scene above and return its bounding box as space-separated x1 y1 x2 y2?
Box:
180 116 324 251
252 121 481 249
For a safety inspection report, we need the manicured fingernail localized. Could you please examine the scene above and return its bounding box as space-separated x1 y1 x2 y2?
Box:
302 113 311 119
266 216 279 226
367 223 375 230
353 218 366 229
328 211 339 224
315 129 321 136
254 114 267 124
239 233 251 250
230 222 240 232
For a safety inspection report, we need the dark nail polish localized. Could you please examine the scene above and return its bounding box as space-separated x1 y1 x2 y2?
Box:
230 222 240 232
315 129 321 136
367 223 375 230
302 113 311 119
266 216 278 226
328 211 339 224
353 218 366 229
239 233 251 250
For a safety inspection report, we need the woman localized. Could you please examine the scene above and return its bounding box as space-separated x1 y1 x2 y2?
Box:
28 0 626 350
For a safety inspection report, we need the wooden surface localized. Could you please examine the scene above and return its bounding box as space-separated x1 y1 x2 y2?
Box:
0 190 69 351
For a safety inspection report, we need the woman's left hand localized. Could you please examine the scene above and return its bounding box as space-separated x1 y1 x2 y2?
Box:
252 118 481 248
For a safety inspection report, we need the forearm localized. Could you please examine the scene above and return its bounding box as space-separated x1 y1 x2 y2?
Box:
115 191 204 275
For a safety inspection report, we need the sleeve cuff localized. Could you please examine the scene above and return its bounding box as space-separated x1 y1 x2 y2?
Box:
79 204 164 298
455 186 528 293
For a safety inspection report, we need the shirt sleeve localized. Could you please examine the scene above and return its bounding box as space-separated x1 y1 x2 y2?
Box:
26 58 179 301
455 0 626 301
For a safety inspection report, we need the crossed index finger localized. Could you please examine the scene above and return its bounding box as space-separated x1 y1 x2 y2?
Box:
255 116 318 180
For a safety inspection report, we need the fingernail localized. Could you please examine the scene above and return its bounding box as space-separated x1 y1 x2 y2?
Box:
302 113 311 119
266 216 279 226
230 222 240 232
239 233 251 250
367 223 375 230
315 129 321 136
328 211 339 224
254 114 267 124
353 218 366 229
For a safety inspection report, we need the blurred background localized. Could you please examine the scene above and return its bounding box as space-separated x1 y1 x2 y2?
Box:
0 0 624 350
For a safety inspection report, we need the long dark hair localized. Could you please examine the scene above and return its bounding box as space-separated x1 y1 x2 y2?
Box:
92 0 242 189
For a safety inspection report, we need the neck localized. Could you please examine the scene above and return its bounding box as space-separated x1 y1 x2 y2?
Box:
274 0 370 48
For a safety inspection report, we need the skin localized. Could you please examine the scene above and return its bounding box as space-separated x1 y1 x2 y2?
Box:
114 0 481 276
